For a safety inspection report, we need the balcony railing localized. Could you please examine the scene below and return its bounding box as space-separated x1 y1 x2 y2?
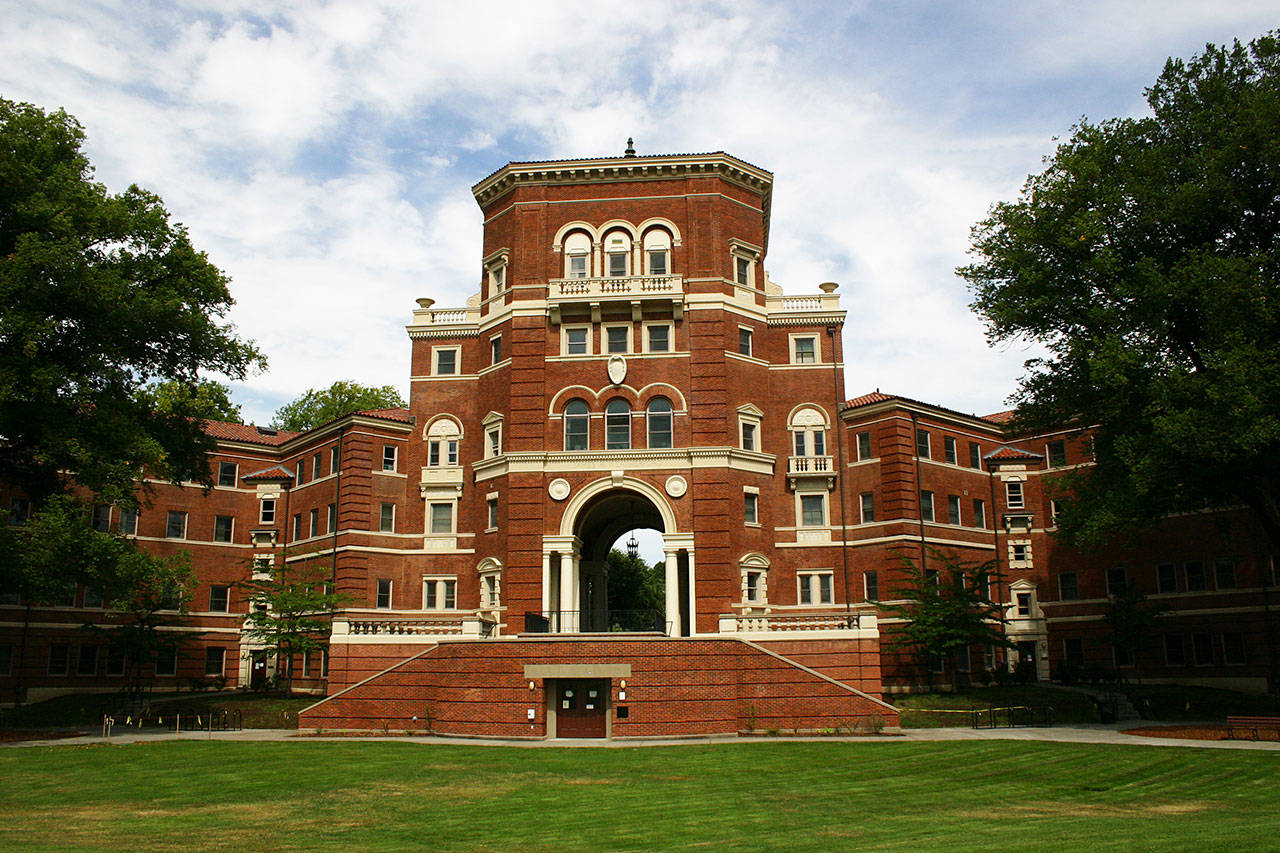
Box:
722 612 860 633
343 616 496 638
523 609 667 635
787 455 834 475
549 274 683 301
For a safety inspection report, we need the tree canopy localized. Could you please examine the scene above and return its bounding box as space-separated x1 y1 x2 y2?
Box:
0 98 264 507
959 34 1280 550
271 380 406 431
141 378 243 424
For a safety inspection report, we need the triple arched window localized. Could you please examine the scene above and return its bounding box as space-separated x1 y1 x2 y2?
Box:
561 396 677 450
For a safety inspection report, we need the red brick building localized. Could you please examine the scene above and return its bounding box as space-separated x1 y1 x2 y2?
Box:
1 147 1275 735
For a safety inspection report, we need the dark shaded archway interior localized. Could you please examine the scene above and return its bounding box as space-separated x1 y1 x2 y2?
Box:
573 489 665 563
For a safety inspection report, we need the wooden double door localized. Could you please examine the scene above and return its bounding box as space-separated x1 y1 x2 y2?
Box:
555 679 609 738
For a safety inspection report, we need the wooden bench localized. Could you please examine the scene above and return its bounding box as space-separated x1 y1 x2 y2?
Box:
1226 716 1280 741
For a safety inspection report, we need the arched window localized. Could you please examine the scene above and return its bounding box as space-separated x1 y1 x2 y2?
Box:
789 406 828 458
642 229 672 276
564 399 589 451
605 399 631 449
602 231 632 278
426 418 461 467
563 231 591 279
647 397 673 448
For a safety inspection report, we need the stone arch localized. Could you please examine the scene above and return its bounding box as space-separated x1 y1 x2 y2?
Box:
423 414 465 440
552 220 599 251
559 475 678 539
637 217 682 246
787 403 830 429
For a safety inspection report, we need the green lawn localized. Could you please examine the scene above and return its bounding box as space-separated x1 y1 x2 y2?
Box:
893 685 1100 727
2 740 1278 851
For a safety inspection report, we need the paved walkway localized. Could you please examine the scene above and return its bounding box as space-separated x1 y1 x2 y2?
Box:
6 722 1280 751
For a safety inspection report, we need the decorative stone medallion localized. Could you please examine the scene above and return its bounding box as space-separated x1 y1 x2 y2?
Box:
665 475 688 498
607 355 627 385
548 478 571 501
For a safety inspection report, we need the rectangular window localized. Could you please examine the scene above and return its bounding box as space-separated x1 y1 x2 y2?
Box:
430 503 453 534
313 453 322 480
919 490 934 523
48 644 69 676
1164 635 1186 667
1011 543 1029 563
856 430 872 460
1058 572 1079 600
1185 560 1206 591
605 325 629 354
565 327 589 355
859 492 875 524
118 507 138 536
646 324 670 353
260 499 275 524
793 337 816 364
1215 559 1237 589
738 328 753 357
864 571 879 602
1157 563 1177 594
800 494 826 527
217 461 238 487
83 588 103 609
608 251 627 277
1047 439 1067 468
292 514 302 541
434 348 458 375
1016 592 1032 617
487 498 499 530
165 510 187 539
213 515 233 543
105 646 125 676
972 498 986 529
309 508 319 537
296 462 304 484
210 585 230 613
379 503 395 533
969 442 981 469
382 445 397 472
648 249 667 276
744 491 759 525
1106 567 1127 596
1063 638 1084 667
205 647 225 677
330 447 340 474
77 645 98 676
487 428 501 458
745 571 762 603
1192 633 1213 666
327 503 336 533
915 429 930 458
154 648 178 677
490 336 502 364
482 575 499 608
1222 632 1245 665
1050 499 1064 526
944 436 957 465
735 256 750 285
947 495 961 526
92 504 112 532
569 254 587 278
741 422 757 452
1005 480 1024 509
376 579 392 609
799 572 834 605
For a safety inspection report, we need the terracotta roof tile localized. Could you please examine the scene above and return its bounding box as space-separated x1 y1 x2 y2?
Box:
355 407 413 423
844 391 896 408
202 421 299 446
983 410 1017 424
984 445 1043 462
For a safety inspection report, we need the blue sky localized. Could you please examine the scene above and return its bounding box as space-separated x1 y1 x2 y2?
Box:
4 1 1278 427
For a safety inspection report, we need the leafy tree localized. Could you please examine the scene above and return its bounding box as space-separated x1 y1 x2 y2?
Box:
0 98 265 508
880 550 1013 691
238 555 346 692
959 34 1280 551
605 547 665 630
0 497 194 705
1103 586 1168 683
271 380 406 432
140 378 243 424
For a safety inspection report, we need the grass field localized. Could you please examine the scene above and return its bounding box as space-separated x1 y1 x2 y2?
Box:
2 740 1278 851
892 685 1101 727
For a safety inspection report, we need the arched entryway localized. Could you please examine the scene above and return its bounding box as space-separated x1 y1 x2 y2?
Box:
542 478 694 636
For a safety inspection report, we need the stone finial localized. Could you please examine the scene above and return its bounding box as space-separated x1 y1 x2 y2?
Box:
624 137 636 157
818 281 839 293
416 297 435 309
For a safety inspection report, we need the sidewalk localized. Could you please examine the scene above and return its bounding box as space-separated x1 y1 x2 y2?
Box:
6 722 1280 751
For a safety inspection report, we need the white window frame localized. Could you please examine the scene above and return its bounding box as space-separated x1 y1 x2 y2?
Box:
381 445 398 472
1009 540 1032 567
379 502 396 533
165 510 187 540
217 461 238 487
944 436 958 465
213 515 234 543
490 334 502 365
486 493 499 531
486 426 502 458
744 488 760 526
428 501 455 535
563 399 590 450
855 430 873 461
643 321 673 353
789 334 819 365
919 490 934 523
604 398 632 450
797 571 834 606
423 575 459 610
729 240 760 289
432 346 460 376
646 397 673 449
1005 478 1025 509
947 494 962 526
563 231 592 279
797 492 828 528
737 326 754 357
859 492 875 524
480 572 501 609
603 323 631 355
563 325 591 356
738 405 762 452
375 579 393 609
309 508 319 538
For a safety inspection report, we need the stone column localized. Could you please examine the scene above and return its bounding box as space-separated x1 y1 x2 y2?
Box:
664 549 680 636
560 549 578 632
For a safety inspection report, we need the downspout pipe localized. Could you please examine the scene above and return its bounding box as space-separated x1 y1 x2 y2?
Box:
827 325 853 622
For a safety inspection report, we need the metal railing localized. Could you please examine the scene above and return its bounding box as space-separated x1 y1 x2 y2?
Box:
970 705 1053 728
